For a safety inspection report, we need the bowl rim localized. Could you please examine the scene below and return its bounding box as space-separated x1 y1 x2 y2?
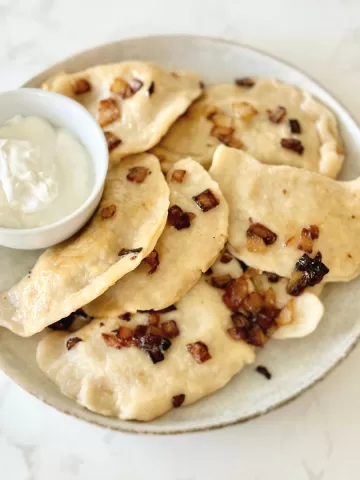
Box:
4 33 359 435
0 88 108 235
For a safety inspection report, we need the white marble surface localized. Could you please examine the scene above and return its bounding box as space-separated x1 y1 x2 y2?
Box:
0 0 360 478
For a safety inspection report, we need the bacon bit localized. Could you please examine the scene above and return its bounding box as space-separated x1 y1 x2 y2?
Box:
156 305 177 314
141 344 166 364
71 78 91 94
296 251 329 284
280 138 304 155
264 288 277 307
247 222 277 251
172 393 185 408
235 77 255 87
211 274 233 289
187 341 212 363
265 272 280 283
193 189 219 212
232 102 258 120
210 125 235 144
143 249 160 274
133 325 147 339
102 333 124 349
110 77 132 98
287 252 329 296
120 312 131 321
242 292 264 314
66 337 83 350
231 312 249 328
256 307 279 332
247 223 277 246
298 225 320 254
129 78 143 94
286 269 307 296
138 332 171 364
289 119 301 134
118 247 143 258
220 249 233 264
228 326 248 341
167 205 194 230
248 325 266 347
126 166 150 183
211 113 233 128
222 277 249 312
115 326 134 340
100 204 116 219
99 322 104 327
161 320 180 339
256 365 272 379
104 131 122 152
148 311 160 326
171 169 187 183
267 106 286 124
148 81 155 96
98 98 120 127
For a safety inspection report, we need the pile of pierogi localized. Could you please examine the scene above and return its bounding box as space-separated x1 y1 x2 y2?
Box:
2 61 358 422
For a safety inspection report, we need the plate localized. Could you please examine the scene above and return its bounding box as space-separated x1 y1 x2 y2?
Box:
0 35 359 434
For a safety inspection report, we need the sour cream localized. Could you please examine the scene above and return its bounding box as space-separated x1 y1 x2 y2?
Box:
0 115 93 228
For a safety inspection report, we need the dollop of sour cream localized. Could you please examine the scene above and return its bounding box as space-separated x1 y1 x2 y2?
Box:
0 115 93 229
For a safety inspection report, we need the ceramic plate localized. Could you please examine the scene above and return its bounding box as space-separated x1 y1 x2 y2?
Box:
0 35 359 434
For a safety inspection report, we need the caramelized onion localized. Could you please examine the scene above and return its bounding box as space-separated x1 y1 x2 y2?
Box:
71 78 91 94
126 166 150 183
192 189 219 212
100 204 116 219
161 320 180 339
167 205 194 230
280 138 304 155
171 169 187 183
98 98 120 127
186 341 212 363
222 277 249 312
267 106 286 124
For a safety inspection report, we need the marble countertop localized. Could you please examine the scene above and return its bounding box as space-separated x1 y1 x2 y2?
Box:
1 0 360 478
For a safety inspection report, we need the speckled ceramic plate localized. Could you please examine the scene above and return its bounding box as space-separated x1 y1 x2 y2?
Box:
0 35 359 434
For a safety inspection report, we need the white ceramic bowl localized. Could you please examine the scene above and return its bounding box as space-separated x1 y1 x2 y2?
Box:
0 88 108 249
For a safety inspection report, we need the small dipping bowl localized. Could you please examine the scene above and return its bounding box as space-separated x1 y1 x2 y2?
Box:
0 88 108 249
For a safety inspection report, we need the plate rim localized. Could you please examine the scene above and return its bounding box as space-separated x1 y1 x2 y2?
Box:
2 33 359 435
